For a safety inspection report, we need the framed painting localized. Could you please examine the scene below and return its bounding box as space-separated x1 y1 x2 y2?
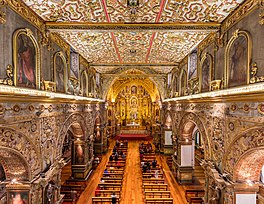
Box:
225 30 252 88
8 190 29 204
70 51 80 80
13 28 40 89
80 70 88 97
200 53 213 92
188 49 198 80
179 67 187 96
53 51 67 93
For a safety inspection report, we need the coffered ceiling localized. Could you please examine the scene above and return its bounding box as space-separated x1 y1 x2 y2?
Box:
22 0 245 73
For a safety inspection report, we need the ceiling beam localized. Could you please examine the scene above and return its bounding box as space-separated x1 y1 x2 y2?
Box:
45 22 220 32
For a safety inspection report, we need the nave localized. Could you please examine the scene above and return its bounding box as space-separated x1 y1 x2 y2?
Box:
60 140 205 204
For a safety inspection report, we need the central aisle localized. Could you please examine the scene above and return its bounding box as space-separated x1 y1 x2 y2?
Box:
120 141 144 204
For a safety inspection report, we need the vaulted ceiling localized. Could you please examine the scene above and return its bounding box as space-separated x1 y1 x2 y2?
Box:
22 0 245 75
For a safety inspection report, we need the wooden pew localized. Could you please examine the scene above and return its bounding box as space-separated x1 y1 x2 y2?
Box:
103 173 123 178
189 197 204 203
142 178 165 184
92 196 120 204
95 190 120 197
142 173 163 178
100 179 122 184
185 189 204 202
61 184 84 192
145 190 171 198
98 183 122 190
143 184 168 191
145 197 173 203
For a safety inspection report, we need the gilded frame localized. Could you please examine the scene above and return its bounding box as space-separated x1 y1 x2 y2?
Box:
199 52 214 92
80 70 88 97
187 49 198 81
13 28 41 89
53 51 67 93
224 29 252 88
69 51 80 81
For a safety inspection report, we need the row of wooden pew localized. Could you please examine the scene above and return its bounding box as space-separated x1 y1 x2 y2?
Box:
92 142 128 203
139 143 173 204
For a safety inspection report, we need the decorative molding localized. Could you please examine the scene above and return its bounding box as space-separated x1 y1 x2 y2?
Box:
210 80 222 91
46 22 220 32
0 0 6 24
198 33 216 52
80 55 89 68
221 0 258 34
259 0 264 25
250 62 264 83
0 64 14 86
50 33 70 58
6 0 45 31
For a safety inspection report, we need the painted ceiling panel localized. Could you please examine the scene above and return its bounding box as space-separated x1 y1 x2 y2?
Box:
148 31 211 63
57 31 119 63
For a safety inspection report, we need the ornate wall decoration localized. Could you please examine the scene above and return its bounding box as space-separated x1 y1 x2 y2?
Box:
50 33 70 59
13 28 41 89
0 0 6 24
0 64 13 85
249 62 264 83
223 127 264 179
0 127 41 178
224 29 252 88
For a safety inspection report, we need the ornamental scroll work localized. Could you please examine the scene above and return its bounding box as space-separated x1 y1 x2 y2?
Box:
249 62 264 83
0 0 6 24
0 64 14 86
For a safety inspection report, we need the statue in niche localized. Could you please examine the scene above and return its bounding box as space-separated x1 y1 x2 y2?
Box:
131 98 137 108
131 86 137 94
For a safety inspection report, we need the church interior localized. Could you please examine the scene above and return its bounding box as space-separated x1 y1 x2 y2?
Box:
0 0 264 203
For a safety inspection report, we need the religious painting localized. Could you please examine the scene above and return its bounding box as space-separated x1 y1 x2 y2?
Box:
8 190 29 204
74 144 85 165
131 85 137 94
225 30 251 88
53 52 67 93
200 53 213 92
80 71 88 96
70 51 80 80
188 49 198 80
180 69 187 96
13 28 40 89
43 182 56 204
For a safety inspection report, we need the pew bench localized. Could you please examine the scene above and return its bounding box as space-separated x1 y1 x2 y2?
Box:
142 178 165 184
98 183 122 190
92 196 120 204
189 197 204 203
103 173 124 178
95 190 120 197
143 184 168 191
145 197 173 203
185 189 204 202
145 190 171 198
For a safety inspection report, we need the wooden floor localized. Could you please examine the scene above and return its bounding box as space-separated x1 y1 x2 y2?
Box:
77 140 190 204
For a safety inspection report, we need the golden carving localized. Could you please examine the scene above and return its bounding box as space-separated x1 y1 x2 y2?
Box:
250 62 264 83
224 29 252 88
42 80 56 92
198 33 216 52
50 33 70 59
80 55 89 68
221 0 258 34
6 0 45 31
0 64 14 85
259 0 264 25
210 80 222 91
0 0 6 24
13 28 41 89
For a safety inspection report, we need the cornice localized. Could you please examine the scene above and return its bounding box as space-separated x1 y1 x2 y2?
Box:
45 22 221 32
221 0 259 34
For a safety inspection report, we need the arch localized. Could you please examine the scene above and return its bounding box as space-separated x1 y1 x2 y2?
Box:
0 127 41 178
80 70 88 96
13 28 41 89
223 127 264 180
56 113 87 158
224 29 252 88
233 147 264 182
178 112 211 159
0 147 31 181
53 51 67 93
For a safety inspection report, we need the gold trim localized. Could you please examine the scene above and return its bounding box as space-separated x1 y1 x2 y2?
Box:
199 53 214 93
6 0 45 31
50 33 70 60
13 28 41 89
259 0 264 25
224 29 252 88
80 70 88 97
53 51 68 93
0 0 6 24
221 0 258 34
250 62 264 83
80 55 89 67
46 22 220 31
198 33 216 52
0 64 14 85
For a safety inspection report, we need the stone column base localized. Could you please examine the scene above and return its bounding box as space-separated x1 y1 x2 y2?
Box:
175 163 194 184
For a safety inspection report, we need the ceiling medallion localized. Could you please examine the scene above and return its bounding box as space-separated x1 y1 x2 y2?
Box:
127 0 140 21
